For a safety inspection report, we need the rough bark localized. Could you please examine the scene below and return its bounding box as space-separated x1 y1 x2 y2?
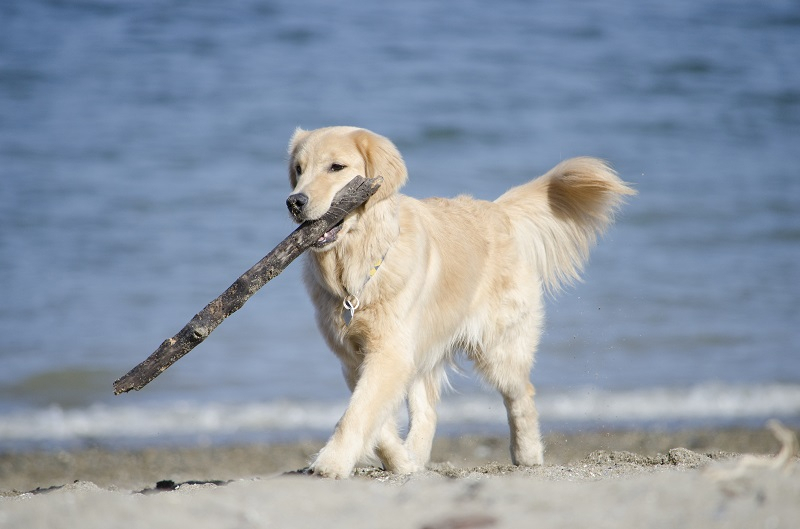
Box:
113 176 382 395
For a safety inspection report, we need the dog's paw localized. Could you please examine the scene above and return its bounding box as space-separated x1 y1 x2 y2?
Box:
309 449 356 479
383 454 424 475
308 461 352 479
512 445 544 467
394 461 425 475
515 455 544 467
509 435 544 467
375 442 423 475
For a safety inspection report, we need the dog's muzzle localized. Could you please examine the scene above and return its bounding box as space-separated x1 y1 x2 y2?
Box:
286 191 343 248
286 192 309 222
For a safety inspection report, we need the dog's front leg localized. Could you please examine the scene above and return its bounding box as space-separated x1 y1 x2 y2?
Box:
375 416 421 474
311 344 413 478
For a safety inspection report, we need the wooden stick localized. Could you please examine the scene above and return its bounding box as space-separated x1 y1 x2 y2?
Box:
113 176 382 395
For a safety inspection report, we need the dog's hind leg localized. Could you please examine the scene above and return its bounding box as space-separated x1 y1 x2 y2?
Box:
501 379 544 466
404 371 443 467
473 330 544 466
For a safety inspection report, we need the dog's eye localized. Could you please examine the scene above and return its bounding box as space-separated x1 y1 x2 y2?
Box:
329 163 346 172
295 165 302 175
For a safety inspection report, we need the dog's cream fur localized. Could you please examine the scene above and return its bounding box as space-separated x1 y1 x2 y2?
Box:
287 126 635 478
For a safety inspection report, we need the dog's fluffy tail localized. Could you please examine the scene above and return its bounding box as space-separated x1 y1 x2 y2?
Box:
495 157 636 294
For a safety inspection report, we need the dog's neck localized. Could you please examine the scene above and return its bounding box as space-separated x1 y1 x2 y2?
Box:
307 196 400 302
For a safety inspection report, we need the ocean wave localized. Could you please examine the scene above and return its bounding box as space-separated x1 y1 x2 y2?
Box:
1 382 798 445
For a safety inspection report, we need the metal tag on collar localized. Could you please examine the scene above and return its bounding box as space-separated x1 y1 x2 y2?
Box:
343 295 360 326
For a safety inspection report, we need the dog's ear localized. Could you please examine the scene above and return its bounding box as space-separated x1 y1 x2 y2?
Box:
289 127 310 152
352 129 408 203
288 128 310 187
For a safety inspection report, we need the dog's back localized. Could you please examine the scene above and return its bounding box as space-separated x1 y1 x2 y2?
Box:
386 158 633 381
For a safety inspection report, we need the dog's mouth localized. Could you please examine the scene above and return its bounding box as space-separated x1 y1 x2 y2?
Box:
313 219 344 248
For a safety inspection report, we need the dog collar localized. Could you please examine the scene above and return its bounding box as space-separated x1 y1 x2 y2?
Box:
342 251 389 326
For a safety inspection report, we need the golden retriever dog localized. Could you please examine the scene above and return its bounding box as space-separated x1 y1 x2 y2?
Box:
286 126 634 478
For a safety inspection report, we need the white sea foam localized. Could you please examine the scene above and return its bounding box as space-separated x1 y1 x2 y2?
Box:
440 382 800 423
1 382 798 446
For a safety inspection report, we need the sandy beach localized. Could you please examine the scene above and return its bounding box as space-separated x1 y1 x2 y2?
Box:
1 425 797 528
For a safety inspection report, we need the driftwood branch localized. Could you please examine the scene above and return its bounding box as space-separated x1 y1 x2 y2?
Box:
113 175 382 395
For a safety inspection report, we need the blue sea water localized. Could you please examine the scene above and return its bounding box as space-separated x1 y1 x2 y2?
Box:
1 0 799 449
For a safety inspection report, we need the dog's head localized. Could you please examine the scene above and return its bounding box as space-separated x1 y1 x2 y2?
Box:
286 126 407 250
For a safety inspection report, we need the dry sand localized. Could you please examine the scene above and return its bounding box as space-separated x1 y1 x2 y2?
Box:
1 426 798 528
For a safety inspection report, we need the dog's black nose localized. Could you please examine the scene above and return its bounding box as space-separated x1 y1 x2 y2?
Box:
286 193 309 217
